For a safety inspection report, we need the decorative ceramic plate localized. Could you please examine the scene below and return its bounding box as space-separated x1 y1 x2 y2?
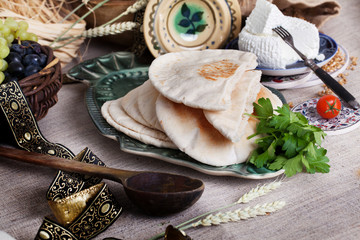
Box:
143 0 242 58
293 44 350 89
226 33 338 76
67 52 285 179
261 71 313 89
292 98 360 135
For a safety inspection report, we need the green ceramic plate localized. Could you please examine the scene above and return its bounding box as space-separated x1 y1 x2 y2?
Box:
67 52 285 179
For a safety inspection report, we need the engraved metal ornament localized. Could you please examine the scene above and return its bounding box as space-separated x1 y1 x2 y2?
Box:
67 184 122 240
47 147 106 201
35 218 79 240
0 81 74 159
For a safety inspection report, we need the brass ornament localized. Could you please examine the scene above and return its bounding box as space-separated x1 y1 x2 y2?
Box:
48 183 104 226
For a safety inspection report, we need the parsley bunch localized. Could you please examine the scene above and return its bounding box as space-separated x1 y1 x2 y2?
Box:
247 98 330 177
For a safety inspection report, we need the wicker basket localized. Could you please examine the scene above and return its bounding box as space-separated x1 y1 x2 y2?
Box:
17 44 62 121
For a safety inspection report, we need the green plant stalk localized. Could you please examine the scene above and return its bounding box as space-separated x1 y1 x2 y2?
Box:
59 2 85 24
50 0 110 47
51 35 82 50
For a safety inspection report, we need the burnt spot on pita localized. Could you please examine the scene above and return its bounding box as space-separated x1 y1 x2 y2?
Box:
197 60 239 81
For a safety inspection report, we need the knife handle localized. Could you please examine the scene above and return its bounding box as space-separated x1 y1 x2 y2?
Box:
313 67 355 103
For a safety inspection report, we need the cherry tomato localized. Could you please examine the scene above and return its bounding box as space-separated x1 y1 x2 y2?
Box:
316 95 341 119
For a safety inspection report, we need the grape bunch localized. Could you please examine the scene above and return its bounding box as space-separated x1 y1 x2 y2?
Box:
4 41 47 82
0 17 39 84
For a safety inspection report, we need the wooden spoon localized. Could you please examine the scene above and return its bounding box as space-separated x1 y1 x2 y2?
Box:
0 146 204 215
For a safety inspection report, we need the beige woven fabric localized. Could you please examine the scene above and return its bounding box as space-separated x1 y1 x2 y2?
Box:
0 0 359 239
239 0 341 28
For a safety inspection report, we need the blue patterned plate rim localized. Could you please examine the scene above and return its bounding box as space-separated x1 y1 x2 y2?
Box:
292 98 360 135
67 51 285 179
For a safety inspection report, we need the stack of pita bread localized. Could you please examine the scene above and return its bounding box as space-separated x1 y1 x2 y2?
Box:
101 49 283 167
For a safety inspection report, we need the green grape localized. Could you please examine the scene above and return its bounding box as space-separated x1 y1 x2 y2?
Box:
18 21 29 31
5 34 14 44
4 17 18 32
18 31 30 41
0 37 7 46
0 18 39 46
14 29 22 38
0 25 11 37
0 71 5 84
0 59 8 71
0 45 10 59
27 32 38 42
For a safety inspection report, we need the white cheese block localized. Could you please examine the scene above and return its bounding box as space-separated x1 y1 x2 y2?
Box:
244 0 284 35
238 0 319 69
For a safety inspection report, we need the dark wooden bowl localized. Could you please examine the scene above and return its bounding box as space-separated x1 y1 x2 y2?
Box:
124 172 205 215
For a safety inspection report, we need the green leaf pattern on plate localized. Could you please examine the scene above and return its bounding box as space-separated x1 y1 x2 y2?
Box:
176 3 207 35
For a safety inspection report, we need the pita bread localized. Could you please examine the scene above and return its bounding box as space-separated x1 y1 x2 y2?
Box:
101 99 177 149
136 80 163 131
121 82 150 128
256 84 283 109
155 94 258 166
149 49 258 111
203 70 262 142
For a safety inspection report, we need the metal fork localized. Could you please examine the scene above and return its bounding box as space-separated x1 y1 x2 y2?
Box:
273 26 359 110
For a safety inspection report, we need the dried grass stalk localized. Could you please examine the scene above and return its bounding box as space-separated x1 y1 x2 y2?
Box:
190 201 286 228
0 0 86 67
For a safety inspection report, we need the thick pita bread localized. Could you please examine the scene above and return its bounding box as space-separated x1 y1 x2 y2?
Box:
203 70 262 142
136 80 163 131
155 94 258 166
101 99 177 149
121 82 150 128
149 49 258 111
155 85 283 166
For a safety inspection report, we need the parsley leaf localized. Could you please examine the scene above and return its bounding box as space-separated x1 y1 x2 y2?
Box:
248 98 330 177
282 133 298 158
253 97 273 118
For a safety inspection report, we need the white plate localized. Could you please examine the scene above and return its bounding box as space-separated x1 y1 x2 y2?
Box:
261 71 313 89
293 44 350 88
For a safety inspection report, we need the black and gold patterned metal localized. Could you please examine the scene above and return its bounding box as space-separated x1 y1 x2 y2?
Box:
0 81 122 239
0 81 73 158
37 182 121 240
